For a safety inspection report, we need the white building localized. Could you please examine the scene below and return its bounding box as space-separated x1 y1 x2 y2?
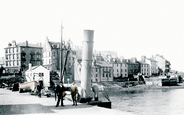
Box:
138 61 150 76
141 56 158 76
155 54 171 75
111 59 128 78
25 64 50 89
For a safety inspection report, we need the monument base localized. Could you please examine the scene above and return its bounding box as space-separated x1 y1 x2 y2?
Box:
88 101 111 109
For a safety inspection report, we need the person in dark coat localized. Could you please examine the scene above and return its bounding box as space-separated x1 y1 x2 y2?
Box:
52 82 58 101
37 82 43 98
55 81 65 107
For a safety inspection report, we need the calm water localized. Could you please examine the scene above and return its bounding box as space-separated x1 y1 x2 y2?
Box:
107 88 184 115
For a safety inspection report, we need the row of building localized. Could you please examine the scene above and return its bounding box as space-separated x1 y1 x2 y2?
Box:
0 38 171 83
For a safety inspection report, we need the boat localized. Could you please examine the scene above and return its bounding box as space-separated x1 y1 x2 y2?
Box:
19 81 38 93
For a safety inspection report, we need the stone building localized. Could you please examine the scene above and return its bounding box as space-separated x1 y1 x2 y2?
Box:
92 60 113 82
141 56 158 76
42 37 76 82
111 58 128 78
126 58 140 76
4 40 42 73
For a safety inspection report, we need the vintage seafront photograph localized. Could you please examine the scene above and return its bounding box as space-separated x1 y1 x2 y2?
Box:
0 0 184 115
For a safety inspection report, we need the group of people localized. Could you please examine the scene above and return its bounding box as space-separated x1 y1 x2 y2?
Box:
36 81 99 107
52 81 78 107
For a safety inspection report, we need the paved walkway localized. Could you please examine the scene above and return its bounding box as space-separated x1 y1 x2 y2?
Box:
0 88 136 115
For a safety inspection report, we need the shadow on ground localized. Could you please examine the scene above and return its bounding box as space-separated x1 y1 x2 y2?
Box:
0 103 93 114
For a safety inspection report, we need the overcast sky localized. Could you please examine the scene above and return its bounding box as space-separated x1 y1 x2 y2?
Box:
0 0 184 71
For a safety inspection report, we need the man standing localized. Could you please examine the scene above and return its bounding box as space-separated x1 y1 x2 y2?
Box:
91 84 99 101
52 82 58 101
37 82 43 98
70 82 78 106
55 81 65 107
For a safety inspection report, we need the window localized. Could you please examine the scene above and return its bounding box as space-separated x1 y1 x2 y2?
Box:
96 74 98 77
9 55 11 59
17 54 19 59
13 54 15 59
16 48 19 52
17 61 19 66
5 49 8 53
6 62 8 66
39 73 44 77
53 51 56 57
96 68 98 72
9 48 11 53
13 61 15 66
117 64 118 67
103 74 104 77
13 48 14 53
106 74 108 77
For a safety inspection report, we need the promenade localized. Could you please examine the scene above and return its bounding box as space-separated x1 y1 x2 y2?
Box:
0 88 135 115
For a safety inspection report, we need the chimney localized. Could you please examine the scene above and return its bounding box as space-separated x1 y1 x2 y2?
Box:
81 30 94 98
26 41 28 47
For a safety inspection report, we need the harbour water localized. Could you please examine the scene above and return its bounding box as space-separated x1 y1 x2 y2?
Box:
107 87 184 115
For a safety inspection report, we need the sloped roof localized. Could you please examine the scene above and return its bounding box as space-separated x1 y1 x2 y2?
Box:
26 65 49 72
146 58 157 62
17 42 42 48
48 41 60 49
96 61 112 67
137 61 148 65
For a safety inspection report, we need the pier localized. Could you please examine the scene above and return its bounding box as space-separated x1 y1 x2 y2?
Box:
0 88 135 115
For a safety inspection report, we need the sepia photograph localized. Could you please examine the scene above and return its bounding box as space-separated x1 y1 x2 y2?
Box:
0 0 184 115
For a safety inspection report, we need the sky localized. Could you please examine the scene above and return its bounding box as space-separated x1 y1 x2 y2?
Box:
0 0 184 71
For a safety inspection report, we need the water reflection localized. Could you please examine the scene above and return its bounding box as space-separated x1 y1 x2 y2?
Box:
106 88 184 115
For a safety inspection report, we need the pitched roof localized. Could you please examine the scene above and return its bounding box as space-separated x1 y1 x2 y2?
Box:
96 61 112 67
137 61 148 65
26 65 49 72
17 42 42 48
48 41 60 49
146 58 157 62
